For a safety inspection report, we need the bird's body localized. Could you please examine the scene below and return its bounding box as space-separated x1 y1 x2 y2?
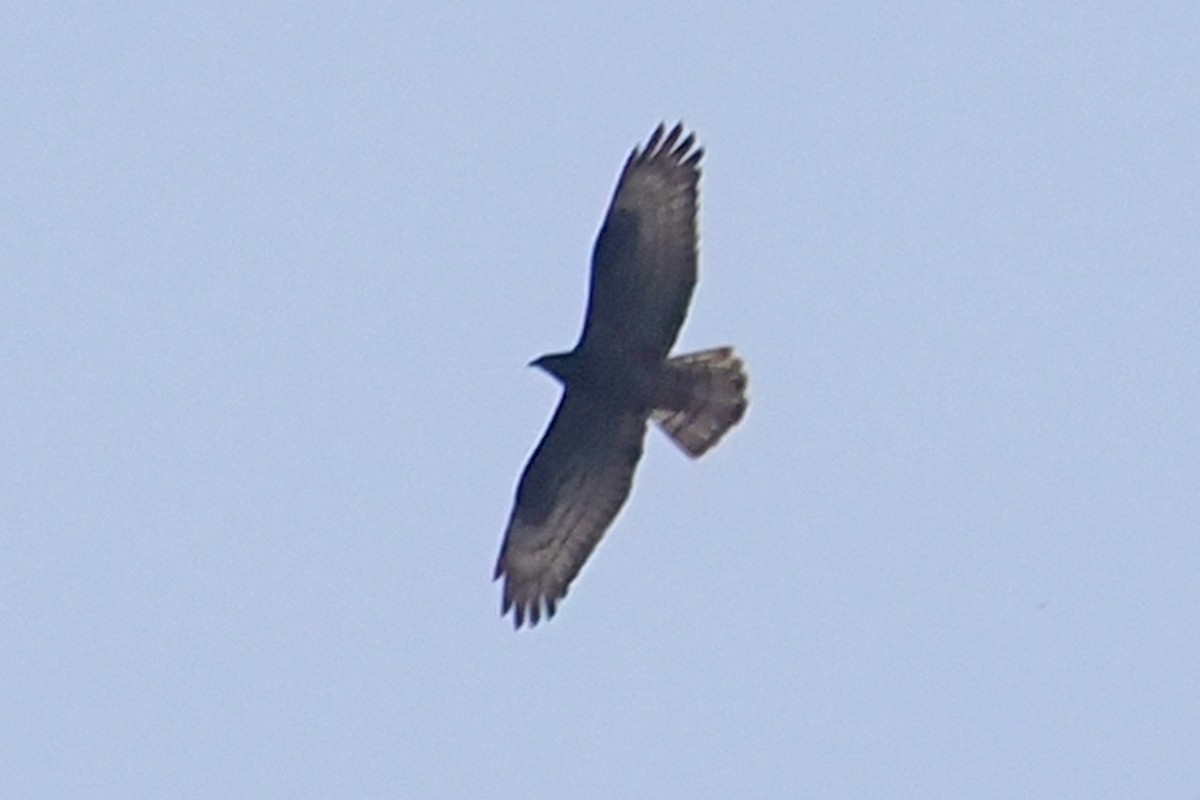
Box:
494 124 748 628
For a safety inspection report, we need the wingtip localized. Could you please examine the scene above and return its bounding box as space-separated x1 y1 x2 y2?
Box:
634 121 702 170
501 591 563 630
643 123 666 154
660 122 684 154
671 132 695 158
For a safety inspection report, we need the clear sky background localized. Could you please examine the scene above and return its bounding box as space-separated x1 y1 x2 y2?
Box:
4 4 1198 797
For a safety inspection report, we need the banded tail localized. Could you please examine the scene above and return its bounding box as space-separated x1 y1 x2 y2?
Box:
652 347 748 457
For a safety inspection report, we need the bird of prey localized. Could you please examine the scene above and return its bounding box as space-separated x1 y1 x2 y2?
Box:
494 124 748 628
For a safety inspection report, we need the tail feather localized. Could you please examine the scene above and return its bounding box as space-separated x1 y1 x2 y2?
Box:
652 347 748 458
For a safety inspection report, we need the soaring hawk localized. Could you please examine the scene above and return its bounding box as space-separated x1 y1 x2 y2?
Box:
494 124 748 628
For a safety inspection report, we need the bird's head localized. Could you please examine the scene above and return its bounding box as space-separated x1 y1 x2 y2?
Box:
529 351 578 384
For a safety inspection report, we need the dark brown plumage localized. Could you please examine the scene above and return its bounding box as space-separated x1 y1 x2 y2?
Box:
494 124 748 628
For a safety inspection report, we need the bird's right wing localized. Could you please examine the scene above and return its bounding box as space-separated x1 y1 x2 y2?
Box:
494 391 648 628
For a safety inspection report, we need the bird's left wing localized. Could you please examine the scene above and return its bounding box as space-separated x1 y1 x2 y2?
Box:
578 123 703 361
494 391 648 628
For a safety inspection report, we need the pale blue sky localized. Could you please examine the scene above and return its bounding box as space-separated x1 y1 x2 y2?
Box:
3 4 1198 797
